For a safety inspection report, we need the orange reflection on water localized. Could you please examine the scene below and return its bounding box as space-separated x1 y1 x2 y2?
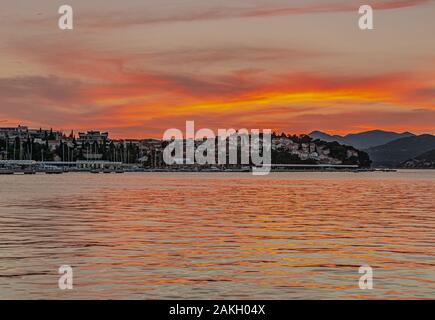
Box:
0 171 434 299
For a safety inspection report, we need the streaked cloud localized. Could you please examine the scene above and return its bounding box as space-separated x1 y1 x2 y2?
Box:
17 0 431 29
0 0 434 137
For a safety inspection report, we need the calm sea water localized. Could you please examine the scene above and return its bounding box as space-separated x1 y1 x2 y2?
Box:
0 171 434 299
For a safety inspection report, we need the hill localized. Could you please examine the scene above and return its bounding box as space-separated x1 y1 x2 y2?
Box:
309 130 415 150
271 133 371 168
366 135 435 167
401 148 435 168
309 131 347 145
415 149 435 161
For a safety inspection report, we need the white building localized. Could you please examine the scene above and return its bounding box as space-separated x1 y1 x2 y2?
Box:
77 131 109 146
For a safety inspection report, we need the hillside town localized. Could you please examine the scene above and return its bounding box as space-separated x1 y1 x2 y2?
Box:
0 125 371 171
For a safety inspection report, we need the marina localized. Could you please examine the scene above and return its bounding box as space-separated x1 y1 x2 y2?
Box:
0 162 398 175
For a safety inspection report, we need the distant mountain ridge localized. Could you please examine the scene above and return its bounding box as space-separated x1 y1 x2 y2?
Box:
309 130 415 150
415 149 435 161
401 148 435 169
366 135 435 167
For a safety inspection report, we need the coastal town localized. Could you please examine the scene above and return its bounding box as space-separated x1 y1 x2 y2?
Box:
0 125 371 174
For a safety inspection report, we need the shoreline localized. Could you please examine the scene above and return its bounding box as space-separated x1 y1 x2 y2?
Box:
0 168 408 175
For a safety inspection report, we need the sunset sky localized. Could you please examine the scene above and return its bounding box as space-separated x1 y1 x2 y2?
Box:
0 0 434 138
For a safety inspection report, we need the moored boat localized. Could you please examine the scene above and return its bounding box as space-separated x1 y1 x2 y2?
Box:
0 169 14 175
45 168 63 174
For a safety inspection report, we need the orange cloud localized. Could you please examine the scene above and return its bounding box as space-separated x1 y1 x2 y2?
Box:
2 2 434 138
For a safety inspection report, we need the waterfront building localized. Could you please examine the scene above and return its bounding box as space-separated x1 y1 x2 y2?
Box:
0 125 29 139
77 131 109 146
0 126 62 140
